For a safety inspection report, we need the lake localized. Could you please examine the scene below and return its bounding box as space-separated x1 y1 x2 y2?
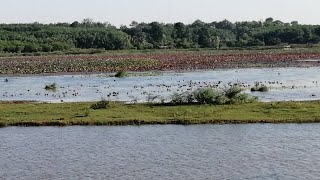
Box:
1 125 320 179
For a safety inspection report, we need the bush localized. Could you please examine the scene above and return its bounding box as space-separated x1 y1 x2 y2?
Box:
230 93 258 104
115 70 128 78
223 85 258 104
223 86 243 99
23 43 40 53
170 86 258 105
90 99 109 110
41 44 53 52
51 42 71 51
216 95 229 105
194 88 218 104
171 92 194 105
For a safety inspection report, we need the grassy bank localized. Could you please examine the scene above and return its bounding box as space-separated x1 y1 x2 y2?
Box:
1 101 320 127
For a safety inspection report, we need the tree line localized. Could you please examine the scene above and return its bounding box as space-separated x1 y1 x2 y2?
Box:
1 18 320 53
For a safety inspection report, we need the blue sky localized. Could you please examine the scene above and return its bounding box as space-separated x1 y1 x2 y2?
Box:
0 0 318 26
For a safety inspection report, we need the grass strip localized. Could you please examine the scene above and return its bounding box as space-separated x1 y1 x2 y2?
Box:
1 101 320 127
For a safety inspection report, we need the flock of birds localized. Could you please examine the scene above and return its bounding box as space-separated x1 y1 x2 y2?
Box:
1 75 320 102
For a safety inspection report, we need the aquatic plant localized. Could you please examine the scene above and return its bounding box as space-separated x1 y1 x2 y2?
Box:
45 83 57 91
251 82 269 92
1 49 320 74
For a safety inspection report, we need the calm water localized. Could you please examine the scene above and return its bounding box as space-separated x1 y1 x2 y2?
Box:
1 67 320 103
1 125 320 179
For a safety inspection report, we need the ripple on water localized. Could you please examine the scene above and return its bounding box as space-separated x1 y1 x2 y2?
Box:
1 124 320 179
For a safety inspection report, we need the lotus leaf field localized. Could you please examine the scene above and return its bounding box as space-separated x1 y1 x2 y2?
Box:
1 49 320 75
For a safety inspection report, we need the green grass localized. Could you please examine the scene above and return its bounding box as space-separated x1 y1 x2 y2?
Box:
1 101 320 127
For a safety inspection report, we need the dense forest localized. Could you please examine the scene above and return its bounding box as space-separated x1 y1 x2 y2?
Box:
1 18 320 53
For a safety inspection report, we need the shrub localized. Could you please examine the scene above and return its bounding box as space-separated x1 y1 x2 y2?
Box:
216 95 229 105
171 93 185 104
45 83 57 91
170 86 258 105
115 70 128 78
171 92 194 105
230 93 258 104
223 85 258 104
90 99 109 110
223 86 243 99
194 88 218 104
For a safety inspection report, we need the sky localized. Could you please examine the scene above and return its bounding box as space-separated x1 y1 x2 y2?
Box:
0 0 319 26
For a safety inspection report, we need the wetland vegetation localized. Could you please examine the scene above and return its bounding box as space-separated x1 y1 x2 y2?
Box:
1 18 320 126
1 49 320 74
171 86 257 105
